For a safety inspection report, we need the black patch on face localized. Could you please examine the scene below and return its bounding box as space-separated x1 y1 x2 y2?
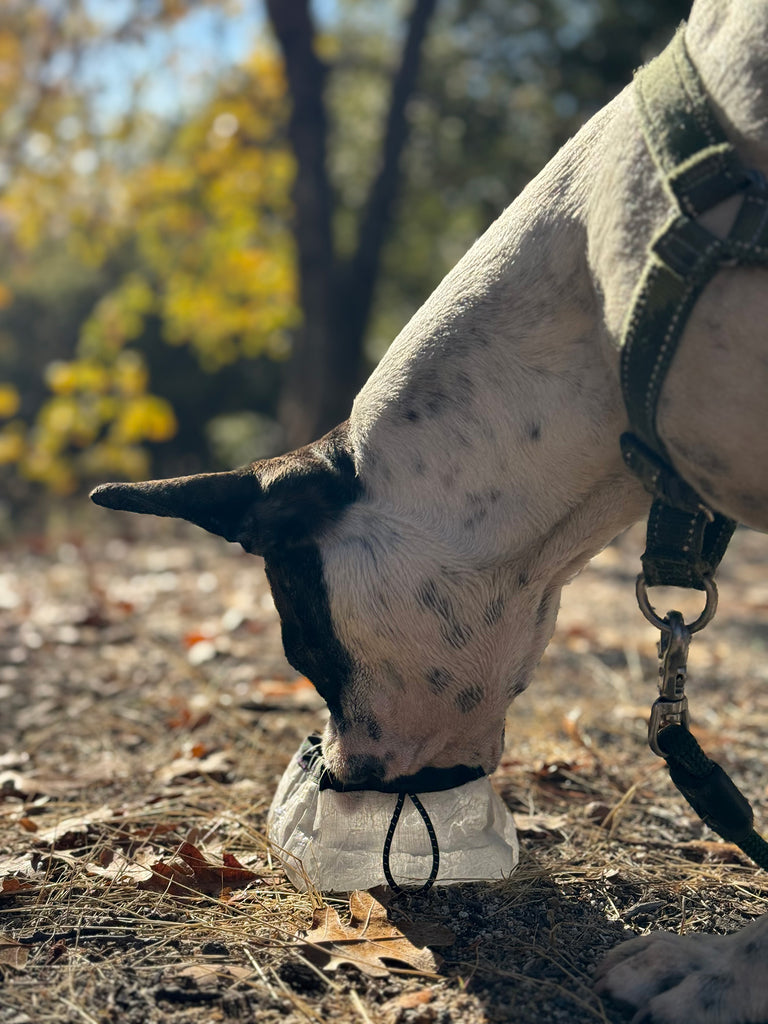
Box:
260 423 361 715
244 421 361 553
264 544 352 717
528 422 542 442
427 667 454 693
455 684 484 713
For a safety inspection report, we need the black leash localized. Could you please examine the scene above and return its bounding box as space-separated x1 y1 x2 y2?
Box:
637 584 768 869
620 28 768 870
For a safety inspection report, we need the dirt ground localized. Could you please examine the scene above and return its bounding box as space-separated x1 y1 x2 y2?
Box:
3 508 768 1024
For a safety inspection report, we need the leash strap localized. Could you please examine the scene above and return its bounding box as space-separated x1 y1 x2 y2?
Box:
623 31 768 872
620 27 768 590
657 725 768 870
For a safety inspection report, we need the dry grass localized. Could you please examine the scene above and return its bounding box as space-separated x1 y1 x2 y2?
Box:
2 513 768 1023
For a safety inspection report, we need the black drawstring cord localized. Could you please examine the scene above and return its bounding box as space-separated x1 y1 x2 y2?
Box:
382 792 440 896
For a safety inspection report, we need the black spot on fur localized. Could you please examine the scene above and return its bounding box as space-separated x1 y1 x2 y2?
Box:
536 592 553 627
484 597 505 627
441 621 473 649
455 684 484 713
518 571 530 588
418 579 452 619
528 422 542 442
427 667 454 693
419 579 473 648
656 971 686 992
405 408 421 422
366 718 382 742
697 973 733 1012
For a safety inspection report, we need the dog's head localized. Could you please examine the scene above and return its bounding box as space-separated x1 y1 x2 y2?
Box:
91 421 561 785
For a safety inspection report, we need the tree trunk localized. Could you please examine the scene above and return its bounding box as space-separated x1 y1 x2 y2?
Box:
266 0 337 448
266 0 439 448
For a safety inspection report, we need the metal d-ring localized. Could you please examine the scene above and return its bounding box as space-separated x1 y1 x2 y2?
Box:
635 573 718 634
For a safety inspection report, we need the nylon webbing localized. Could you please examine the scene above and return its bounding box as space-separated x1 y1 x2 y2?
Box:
657 725 768 869
619 27 768 590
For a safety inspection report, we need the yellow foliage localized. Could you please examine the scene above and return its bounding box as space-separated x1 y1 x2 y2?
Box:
114 351 149 396
0 423 25 464
112 395 177 444
0 383 20 418
1 32 299 493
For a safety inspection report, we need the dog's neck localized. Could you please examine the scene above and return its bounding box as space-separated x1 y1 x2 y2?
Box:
687 0 768 166
349 116 648 589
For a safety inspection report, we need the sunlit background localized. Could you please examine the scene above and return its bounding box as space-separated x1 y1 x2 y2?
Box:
0 0 688 526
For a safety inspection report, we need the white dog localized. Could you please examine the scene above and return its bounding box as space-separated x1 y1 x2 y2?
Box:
92 2 768 1019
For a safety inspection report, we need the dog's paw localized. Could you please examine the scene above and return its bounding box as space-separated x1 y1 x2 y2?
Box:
595 930 740 1024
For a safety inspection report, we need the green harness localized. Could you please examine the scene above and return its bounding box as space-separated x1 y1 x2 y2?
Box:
619 28 768 869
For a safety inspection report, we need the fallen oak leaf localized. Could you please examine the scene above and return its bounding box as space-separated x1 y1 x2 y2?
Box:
173 963 254 987
0 935 28 969
138 842 259 897
297 890 445 979
0 877 36 897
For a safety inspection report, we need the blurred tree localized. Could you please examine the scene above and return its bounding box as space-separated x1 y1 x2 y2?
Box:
0 0 692 498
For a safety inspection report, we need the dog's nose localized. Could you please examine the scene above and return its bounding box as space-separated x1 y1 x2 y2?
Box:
332 754 387 790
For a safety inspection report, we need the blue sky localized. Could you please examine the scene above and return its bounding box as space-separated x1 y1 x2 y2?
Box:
83 0 339 121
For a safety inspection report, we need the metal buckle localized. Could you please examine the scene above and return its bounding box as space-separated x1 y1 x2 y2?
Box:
636 576 718 757
647 610 691 756
636 573 718 634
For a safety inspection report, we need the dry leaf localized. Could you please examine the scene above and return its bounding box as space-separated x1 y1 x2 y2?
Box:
297 890 445 979
515 813 569 837
34 805 115 849
174 963 253 986
0 877 36 897
154 750 233 786
389 989 435 1009
138 842 259 896
675 839 748 864
0 935 28 969
85 848 157 883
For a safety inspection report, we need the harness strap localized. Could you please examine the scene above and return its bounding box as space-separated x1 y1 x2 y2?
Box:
620 27 768 590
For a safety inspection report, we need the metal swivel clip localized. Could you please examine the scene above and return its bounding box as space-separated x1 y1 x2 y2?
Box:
635 575 718 757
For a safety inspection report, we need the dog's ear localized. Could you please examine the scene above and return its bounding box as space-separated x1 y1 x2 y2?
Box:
89 425 359 554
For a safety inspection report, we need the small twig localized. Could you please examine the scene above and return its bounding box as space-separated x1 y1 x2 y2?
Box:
349 988 375 1024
